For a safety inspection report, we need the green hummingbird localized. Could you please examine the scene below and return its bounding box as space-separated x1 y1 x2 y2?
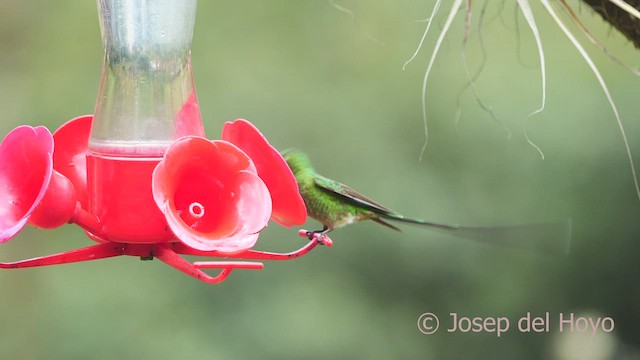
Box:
282 149 571 254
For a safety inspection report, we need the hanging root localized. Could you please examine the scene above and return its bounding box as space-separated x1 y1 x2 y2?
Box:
403 0 639 200
540 0 640 201
457 0 511 138
407 0 464 161
403 0 442 71
329 0 385 46
581 0 640 48
454 0 480 130
608 0 640 20
516 0 547 159
559 0 640 75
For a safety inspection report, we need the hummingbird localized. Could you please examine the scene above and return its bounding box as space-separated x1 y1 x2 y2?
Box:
282 149 571 254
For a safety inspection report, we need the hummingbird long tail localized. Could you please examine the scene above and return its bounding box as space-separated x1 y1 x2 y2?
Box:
380 214 460 230
382 214 572 254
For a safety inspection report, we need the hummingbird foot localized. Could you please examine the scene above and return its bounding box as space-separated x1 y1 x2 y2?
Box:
313 233 334 247
306 226 330 239
297 229 334 247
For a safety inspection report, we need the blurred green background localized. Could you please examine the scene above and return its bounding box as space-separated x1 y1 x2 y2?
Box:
1 1 639 359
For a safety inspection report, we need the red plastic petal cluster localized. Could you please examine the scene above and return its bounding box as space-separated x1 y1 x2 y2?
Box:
0 116 306 254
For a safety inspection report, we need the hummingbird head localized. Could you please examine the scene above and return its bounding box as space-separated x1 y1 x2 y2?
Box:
281 148 314 176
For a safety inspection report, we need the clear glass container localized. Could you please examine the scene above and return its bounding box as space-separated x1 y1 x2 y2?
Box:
87 0 203 242
91 0 204 156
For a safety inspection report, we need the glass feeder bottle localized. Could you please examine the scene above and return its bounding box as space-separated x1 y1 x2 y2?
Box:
87 0 204 242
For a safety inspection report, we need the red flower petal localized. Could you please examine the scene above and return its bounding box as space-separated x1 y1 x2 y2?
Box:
221 119 307 227
174 91 206 138
52 115 92 209
0 126 53 242
152 136 271 253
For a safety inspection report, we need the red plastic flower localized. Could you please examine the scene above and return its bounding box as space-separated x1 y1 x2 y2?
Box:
152 119 307 253
0 126 77 242
152 137 272 253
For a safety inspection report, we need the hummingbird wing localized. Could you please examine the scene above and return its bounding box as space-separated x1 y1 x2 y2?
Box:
314 175 458 230
314 175 402 231
314 175 397 215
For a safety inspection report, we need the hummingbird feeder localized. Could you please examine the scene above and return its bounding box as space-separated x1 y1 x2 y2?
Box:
0 0 330 284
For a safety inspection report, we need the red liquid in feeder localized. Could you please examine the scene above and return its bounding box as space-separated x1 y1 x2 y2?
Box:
87 151 174 243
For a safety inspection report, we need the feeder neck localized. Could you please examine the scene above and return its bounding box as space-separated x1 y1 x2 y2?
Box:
91 0 204 157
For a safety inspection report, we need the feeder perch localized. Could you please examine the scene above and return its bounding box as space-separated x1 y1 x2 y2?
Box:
0 0 329 284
